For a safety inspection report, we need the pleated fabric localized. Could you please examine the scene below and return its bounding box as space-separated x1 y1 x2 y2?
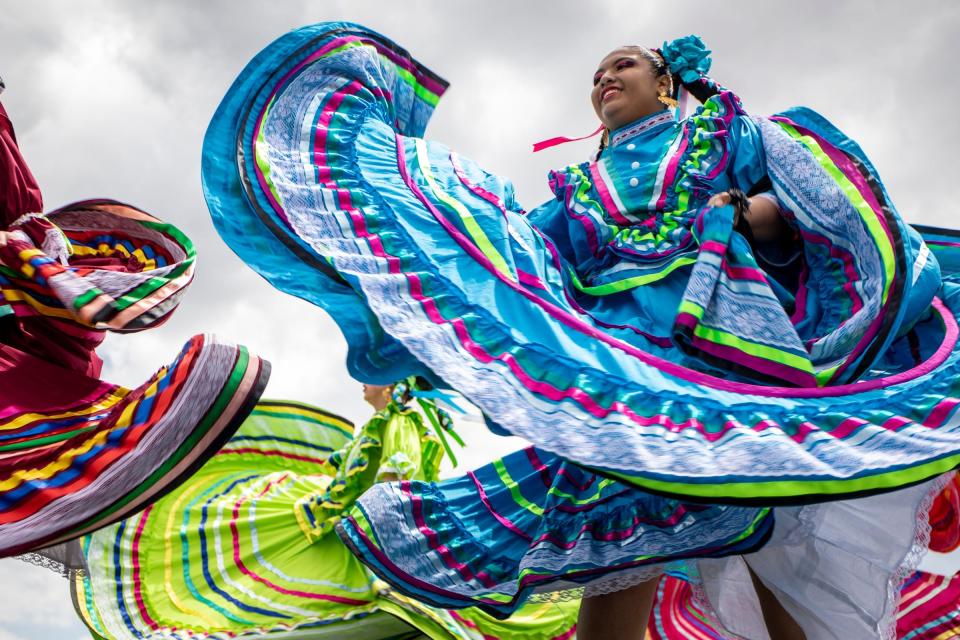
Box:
0 200 268 556
72 400 580 640
203 22 960 504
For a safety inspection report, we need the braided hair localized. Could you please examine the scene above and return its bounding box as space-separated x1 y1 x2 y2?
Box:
392 376 457 435
630 45 719 104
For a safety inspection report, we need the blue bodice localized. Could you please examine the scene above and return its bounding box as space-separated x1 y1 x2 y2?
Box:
529 91 768 294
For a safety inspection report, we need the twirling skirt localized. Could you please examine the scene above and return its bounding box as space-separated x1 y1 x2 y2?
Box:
338 447 771 619
1 201 269 556
73 401 580 640
203 21 960 504
200 22 960 636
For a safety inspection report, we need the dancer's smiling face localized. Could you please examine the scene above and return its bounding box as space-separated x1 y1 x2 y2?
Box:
591 48 672 132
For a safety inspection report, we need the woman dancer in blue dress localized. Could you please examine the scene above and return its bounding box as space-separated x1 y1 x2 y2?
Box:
203 23 960 639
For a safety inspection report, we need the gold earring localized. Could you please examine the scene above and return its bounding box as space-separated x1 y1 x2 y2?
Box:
658 92 679 108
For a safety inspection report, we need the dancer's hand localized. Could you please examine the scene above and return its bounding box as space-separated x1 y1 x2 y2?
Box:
707 191 735 210
709 191 786 242
706 192 732 206
707 190 746 227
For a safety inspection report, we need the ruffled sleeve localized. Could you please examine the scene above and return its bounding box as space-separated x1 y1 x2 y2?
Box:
297 403 445 542
526 166 615 275
688 91 768 195
661 36 768 192
726 113 769 194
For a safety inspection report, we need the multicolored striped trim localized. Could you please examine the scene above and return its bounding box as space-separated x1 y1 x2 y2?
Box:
204 20 960 505
73 399 580 639
646 570 960 640
0 201 196 331
0 335 269 557
335 444 772 618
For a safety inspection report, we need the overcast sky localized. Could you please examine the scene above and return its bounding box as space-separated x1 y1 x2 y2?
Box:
2 1 959 638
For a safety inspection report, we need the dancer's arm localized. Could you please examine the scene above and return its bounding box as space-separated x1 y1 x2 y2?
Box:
0 102 43 227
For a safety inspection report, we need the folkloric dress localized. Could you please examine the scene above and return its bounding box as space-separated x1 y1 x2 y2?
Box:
0 100 269 558
201 23 960 638
73 397 580 640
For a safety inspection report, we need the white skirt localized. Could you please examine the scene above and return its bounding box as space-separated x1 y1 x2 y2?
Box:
694 474 953 640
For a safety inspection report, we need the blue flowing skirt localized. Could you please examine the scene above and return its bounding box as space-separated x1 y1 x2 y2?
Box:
337 447 771 618
202 21 960 503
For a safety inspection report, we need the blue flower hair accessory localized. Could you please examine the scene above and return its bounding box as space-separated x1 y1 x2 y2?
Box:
660 35 712 84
